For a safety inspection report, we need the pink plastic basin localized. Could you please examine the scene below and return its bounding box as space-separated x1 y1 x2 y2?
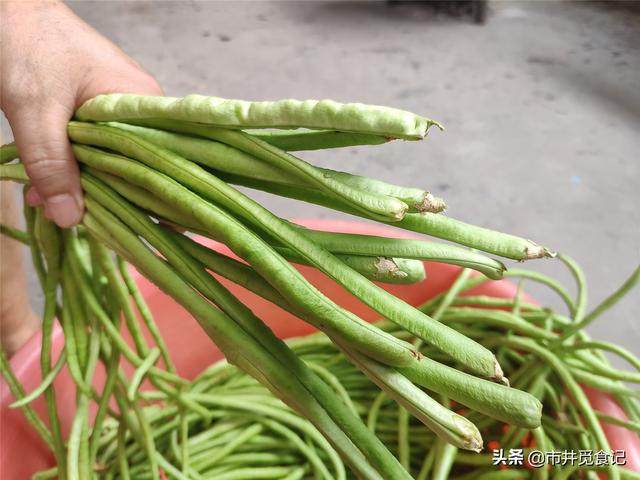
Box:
1 220 638 478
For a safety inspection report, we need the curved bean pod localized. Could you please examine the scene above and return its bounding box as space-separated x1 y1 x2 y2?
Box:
127 348 161 401
68 123 500 379
77 163 415 367
0 223 29 244
0 350 54 448
82 209 411 480
338 343 483 452
9 351 67 409
562 264 639 340
398 356 542 429
109 122 443 213
483 336 620 480
127 119 409 222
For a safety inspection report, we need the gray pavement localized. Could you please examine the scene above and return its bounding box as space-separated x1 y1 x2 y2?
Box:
3 1 639 360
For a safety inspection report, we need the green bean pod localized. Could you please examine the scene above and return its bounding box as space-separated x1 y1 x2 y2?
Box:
75 94 442 139
0 163 29 183
0 142 19 164
127 120 409 222
287 228 506 280
398 356 542 428
107 122 444 213
68 124 501 380
245 129 390 151
83 211 398 480
75 158 415 368
201 170 549 261
82 172 424 285
9 351 67 409
398 213 551 261
81 174 418 479
0 350 54 449
0 223 29 244
277 247 427 285
165 230 288 308
339 344 483 452
33 211 67 478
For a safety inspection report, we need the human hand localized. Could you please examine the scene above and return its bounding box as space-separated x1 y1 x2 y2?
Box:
1 0 163 227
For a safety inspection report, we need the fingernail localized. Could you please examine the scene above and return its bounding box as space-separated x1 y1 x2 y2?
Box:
45 194 83 228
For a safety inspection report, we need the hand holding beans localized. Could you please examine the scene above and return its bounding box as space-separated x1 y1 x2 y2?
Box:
0 0 162 228
1 91 563 479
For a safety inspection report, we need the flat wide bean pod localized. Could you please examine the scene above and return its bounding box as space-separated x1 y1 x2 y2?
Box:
75 94 442 140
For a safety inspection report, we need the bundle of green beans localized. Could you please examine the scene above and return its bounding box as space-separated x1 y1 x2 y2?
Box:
3 257 637 480
0 95 573 479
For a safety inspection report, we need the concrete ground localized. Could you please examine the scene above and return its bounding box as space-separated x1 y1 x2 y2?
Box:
3 1 639 360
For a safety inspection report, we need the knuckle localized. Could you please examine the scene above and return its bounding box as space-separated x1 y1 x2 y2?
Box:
23 152 77 189
21 140 69 167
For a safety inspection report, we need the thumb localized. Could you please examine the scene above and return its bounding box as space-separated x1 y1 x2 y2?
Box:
8 103 84 228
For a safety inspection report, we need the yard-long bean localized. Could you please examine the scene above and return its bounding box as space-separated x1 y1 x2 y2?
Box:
81 175 415 478
200 167 550 261
245 128 390 151
75 94 442 139
108 122 442 213
123 119 410 222
82 208 411 480
77 165 416 367
68 125 501 379
2 94 637 480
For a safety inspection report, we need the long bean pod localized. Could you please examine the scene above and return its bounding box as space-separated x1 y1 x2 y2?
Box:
81 210 410 480
68 125 500 379
81 175 414 479
77 166 415 367
245 128 390 150
126 119 410 222
199 168 550 261
108 122 439 212
76 94 442 139
337 343 483 452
